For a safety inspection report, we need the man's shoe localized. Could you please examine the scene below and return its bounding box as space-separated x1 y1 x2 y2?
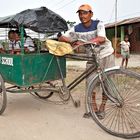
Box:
96 111 105 120
83 112 91 118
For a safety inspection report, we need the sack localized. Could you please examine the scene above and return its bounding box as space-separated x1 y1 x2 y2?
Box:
46 39 73 56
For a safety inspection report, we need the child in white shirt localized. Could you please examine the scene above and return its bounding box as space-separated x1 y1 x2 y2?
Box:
120 35 130 68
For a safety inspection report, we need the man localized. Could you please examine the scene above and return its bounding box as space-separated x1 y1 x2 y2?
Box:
58 4 114 119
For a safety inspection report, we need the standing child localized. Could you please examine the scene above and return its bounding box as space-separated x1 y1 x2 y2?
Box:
120 35 130 68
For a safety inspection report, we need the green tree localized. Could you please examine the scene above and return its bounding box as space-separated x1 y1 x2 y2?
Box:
67 20 76 28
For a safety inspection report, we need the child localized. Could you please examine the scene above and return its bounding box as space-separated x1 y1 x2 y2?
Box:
0 43 5 53
120 35 130 68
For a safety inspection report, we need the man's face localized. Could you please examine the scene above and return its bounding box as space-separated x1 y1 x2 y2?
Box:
78 10 93 24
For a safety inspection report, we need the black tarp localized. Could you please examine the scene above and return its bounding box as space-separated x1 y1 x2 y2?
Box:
0 7 68 33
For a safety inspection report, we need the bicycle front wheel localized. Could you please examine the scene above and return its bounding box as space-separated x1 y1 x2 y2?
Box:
87 67 140 139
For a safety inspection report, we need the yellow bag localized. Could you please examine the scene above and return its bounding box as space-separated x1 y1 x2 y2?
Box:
46 39 73 56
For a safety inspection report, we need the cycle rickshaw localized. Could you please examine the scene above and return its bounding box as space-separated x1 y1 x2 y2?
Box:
0 6 140 139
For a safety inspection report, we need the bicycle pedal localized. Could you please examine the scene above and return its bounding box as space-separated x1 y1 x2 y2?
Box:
74 100 80 108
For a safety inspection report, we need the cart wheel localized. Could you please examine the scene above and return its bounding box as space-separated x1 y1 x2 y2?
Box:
32 82 54 99
0 75 7 114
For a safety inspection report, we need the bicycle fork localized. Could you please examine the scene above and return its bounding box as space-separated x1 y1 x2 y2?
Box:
98 70 124 107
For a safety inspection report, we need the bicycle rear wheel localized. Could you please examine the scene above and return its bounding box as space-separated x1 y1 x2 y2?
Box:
87 68 140 139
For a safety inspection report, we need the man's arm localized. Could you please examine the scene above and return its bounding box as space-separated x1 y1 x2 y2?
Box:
58 36 71 43
90 21 106 45
90 36 105 45
58 27 76 43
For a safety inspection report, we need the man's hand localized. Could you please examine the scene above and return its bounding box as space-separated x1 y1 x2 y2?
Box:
71 41 84 47
90 36 105 45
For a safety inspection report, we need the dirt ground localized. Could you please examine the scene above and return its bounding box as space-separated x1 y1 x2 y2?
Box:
0 67 136 140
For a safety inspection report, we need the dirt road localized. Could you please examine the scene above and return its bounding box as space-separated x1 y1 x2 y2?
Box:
0 68 130 140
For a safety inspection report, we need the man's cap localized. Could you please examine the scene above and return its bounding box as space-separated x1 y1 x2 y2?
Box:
76 4 93 13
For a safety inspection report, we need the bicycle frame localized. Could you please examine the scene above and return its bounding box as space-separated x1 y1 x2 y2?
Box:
56 43 123 107
56 46 98 92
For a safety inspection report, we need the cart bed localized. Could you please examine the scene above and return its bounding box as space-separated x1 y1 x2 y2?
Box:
0 52 66 87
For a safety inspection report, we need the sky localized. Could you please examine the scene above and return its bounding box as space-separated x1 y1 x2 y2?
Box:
0 0 140 24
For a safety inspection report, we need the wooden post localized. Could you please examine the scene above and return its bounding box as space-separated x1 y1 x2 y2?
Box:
121 26 124 41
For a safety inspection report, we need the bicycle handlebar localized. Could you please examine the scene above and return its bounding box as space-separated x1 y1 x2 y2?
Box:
71 39 104 52
71 39 97 47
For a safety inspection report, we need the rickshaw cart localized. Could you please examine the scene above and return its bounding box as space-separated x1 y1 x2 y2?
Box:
0 7 68 114
1 6 140 139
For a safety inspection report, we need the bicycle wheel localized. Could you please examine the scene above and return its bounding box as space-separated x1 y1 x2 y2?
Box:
87 68 140 139
0 75 7 114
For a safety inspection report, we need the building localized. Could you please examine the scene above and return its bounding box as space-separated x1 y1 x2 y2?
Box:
105 16 140 53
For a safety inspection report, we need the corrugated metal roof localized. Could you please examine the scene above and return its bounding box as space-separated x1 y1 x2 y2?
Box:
105 16 140 28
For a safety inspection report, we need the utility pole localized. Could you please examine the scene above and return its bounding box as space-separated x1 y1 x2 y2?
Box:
114 0 118 57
